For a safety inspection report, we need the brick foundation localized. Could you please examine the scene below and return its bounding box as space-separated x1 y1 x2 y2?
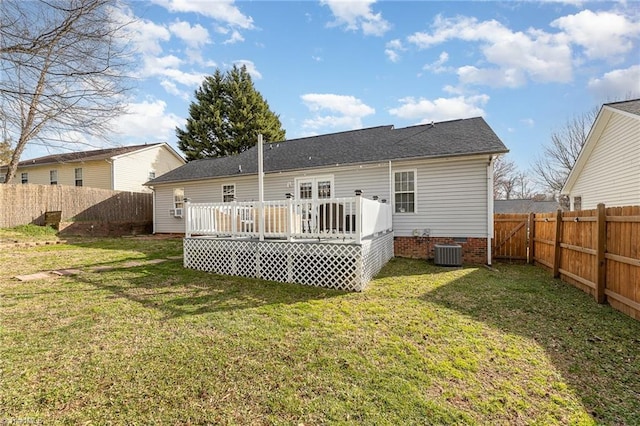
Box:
394 236 488 265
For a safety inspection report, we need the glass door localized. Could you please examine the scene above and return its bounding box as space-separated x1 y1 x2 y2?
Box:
296 177 333 233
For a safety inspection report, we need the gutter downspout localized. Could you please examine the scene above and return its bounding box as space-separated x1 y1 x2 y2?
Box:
487 155 495 266
151 186 156 234
106 159 115 190
388 160 392 209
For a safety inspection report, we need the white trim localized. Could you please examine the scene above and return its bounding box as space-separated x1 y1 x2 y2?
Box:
110 142 186 164
392 168 418 214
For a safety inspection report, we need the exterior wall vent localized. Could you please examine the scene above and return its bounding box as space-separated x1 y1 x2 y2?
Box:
434 244 462 266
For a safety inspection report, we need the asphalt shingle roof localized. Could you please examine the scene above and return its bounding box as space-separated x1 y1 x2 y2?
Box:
494 199 561 214
14 143 162 167
606 98 640 116
149 117 508 185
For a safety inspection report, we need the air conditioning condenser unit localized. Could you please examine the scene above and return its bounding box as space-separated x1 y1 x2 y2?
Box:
434 244 462 266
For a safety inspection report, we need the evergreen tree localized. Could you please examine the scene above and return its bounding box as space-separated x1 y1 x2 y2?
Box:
177 65 286 160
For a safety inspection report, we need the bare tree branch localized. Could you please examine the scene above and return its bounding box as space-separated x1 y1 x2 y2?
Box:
532 107 599 196
0 0 134 183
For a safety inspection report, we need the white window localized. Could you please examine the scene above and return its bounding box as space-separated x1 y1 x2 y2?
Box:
21 172 28 184
75 168 83 186
173 188 184 209
394 170 416 213
49 170 58 185
222 184 235 202
148 171 156 180
573 196 582 211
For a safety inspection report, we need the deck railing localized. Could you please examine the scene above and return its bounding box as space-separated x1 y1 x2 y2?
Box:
185 193 392 243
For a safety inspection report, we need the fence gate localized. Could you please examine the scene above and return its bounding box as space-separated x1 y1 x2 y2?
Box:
493 213 529 262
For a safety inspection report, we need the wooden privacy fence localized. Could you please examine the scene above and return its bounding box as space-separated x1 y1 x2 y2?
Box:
0 184 152 228
495 204 640 320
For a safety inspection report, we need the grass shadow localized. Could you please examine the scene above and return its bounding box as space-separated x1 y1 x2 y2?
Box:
419 261 640 424
71 258 347 320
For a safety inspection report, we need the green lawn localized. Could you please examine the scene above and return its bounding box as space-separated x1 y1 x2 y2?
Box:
0 236 638 424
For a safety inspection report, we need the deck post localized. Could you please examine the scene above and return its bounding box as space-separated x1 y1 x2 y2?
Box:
355 190 362 244
184 198 191 238
286 193 293 241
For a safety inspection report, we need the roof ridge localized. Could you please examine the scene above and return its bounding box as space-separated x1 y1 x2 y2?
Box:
19 143 161 165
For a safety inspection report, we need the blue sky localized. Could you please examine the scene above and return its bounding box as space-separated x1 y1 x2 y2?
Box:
26 0 640 174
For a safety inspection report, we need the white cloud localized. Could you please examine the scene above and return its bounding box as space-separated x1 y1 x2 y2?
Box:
407 14 573 87
152 0 254 29
233 60 262 80
588 65 640 99
140 54 205 90
113 100 183 142
122 13 171 56
223 30 245 44
169 20 210 48
301 93 375 130
160 80 190 100
423 51 450 73
388 95 489 123
385 39 405 62
457 66 527 88
520 118 535 127
551 10 640 60
321 0 390 36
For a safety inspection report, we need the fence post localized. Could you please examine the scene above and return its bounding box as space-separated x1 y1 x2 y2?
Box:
595 203 607 304
553 209 562 278
528 212 535 264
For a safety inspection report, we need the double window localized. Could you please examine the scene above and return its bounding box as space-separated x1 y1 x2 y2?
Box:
394 170 416 213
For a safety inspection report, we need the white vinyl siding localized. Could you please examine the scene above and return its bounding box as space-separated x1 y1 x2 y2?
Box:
154 186 185 233
391 157 488 238
113 145 185 193
570 112 640 209
152 156 490 238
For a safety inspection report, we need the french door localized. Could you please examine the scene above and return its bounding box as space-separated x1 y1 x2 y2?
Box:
296 176 333 232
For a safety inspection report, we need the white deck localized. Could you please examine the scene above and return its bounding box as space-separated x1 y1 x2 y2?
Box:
183 196 394 291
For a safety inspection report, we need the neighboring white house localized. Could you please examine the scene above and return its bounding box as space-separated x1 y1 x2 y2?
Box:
148 117 508 265
1 143 185 193
562 99 640 210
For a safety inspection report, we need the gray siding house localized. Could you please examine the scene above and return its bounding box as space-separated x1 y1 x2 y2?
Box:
149 117 507 274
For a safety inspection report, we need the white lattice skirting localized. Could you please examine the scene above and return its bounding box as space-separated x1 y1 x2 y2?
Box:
183 232 394 291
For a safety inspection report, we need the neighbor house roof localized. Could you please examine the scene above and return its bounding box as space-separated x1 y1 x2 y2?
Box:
149 117 508 185
607 98 640 116
494 199 561 214
562 98 640 194
9 143 165 168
